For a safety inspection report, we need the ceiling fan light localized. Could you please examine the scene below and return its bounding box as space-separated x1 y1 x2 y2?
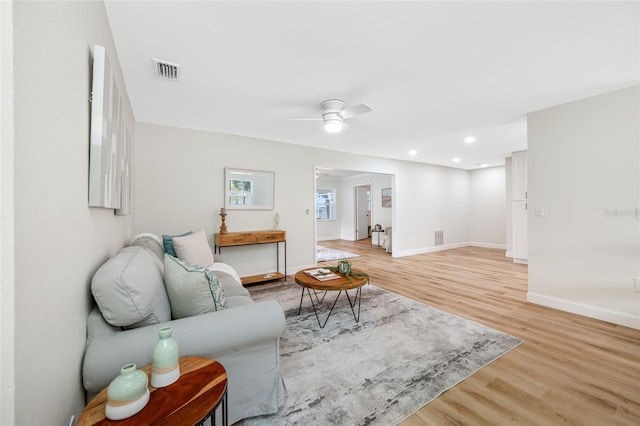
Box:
324 119 343 133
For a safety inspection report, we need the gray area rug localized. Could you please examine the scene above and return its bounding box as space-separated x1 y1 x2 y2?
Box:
245 282 522 426
316 245 360 262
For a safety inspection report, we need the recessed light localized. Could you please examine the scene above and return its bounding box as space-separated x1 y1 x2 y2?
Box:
408 150 417 156
480 163 489 168
464 137 476 143
452 157 461 163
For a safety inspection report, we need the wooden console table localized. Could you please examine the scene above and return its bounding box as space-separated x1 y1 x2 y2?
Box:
77 356 227 426
214 230 286 285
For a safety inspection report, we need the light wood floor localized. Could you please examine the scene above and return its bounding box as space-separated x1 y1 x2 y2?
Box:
314 239 640 425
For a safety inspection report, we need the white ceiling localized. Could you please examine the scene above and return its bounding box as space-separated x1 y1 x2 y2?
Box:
105 1 639 170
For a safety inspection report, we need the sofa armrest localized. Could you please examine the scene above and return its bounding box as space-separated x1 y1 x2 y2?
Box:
83 300 285 394
206 262 242 284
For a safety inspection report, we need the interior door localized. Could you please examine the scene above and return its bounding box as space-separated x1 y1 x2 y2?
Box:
355 185 371 240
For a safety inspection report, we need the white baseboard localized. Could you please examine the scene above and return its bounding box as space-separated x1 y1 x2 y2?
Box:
317 236 343 242
394 242 468 257
286 264 316 276
527 292 640 330
394 241 508 258
469 242 507 250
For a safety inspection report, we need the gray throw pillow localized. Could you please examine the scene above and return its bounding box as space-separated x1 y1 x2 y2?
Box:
91 246 171 328
164 254 227 319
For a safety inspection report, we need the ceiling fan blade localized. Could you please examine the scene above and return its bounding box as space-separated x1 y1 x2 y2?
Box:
341 103 372 119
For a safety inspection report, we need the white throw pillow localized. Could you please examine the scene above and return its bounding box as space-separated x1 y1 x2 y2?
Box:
172 229 214 267
164 254 227 319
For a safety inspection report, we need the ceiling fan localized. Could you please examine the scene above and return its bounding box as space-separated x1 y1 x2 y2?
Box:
286 99 372 133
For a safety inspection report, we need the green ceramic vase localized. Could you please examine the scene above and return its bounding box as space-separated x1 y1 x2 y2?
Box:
151 326 180 387
105 363 149 420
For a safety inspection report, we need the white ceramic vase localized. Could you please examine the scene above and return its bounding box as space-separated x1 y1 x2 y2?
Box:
105 363 150 420
151 326 180 388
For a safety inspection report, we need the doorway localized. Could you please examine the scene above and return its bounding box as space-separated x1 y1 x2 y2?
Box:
314 167 394 257
355 184 371 240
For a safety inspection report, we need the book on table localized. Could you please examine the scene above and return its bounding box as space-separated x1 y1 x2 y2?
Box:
305 268 341 281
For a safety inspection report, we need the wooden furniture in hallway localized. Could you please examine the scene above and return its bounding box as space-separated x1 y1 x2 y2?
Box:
214 230 286 285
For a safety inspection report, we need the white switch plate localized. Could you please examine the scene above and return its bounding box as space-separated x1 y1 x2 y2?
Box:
535 207 544 217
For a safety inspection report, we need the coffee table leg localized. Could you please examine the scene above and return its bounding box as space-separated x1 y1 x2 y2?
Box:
298 286 363 328
307 288 344 328
298 288 328 315
313 289 328 303
298 288 305 315
344 286 362 323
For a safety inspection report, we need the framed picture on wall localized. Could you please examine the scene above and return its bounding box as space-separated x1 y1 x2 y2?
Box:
381 188 392 207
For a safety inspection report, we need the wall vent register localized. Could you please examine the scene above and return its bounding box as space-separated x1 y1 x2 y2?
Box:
153 58 180 80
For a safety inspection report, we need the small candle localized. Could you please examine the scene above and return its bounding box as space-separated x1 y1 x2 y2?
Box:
220 208 226 215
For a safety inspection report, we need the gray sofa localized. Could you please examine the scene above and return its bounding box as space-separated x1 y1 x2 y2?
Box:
82 233 286 424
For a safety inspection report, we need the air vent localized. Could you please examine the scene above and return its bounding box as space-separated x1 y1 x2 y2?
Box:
153 58 180 80
435 230 444 246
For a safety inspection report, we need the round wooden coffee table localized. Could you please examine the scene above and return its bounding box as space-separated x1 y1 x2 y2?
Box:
295 268 368 328
77 356 227 426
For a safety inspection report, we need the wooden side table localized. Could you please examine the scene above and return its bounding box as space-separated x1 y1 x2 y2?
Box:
214 230 287 285
78 356 227 426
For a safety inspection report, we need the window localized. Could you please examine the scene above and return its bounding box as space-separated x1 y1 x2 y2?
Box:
316 189 335 220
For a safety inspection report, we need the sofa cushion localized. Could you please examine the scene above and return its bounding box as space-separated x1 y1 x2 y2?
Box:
164 254 227 319
217 271 251 298
206 262 242 285
162 231 192 257
216 271 252 308
172 229 214 267
225 295 255 308
91 246 171 328
131 234 165 262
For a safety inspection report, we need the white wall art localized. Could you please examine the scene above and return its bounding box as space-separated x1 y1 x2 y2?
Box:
89 44 132 214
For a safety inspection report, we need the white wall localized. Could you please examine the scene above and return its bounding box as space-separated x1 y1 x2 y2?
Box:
528 85 640 329
1 1 16 424
504 157 513 256
7 2 135 424
338 173 393 241
316 173 393 242
469 166 507 248
134 122 479 277
395 163 470 254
